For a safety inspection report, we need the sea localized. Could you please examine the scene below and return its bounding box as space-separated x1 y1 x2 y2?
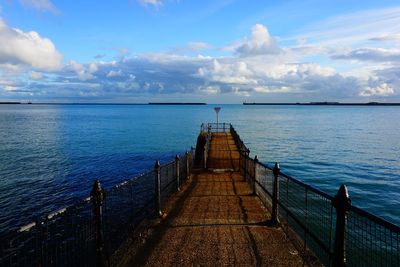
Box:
0 104 399 232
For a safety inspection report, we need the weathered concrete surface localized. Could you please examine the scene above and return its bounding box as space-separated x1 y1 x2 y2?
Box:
128 133 306 266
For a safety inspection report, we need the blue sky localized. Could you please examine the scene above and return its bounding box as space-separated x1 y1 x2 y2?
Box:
1 0 400 103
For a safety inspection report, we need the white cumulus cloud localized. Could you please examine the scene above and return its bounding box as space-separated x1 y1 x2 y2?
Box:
0 19 63 71
69 60 97 81
229 24 281 57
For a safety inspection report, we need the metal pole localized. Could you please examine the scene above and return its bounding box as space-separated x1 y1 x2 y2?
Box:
203 144 207 169
271 163 280 224
35 218 44 266
333 184 351 267
91 180 106 267
186 151 190 179
217 113 219 132
244 149 249 181
154 161 162 217
175 155 180 191
253 155 258 195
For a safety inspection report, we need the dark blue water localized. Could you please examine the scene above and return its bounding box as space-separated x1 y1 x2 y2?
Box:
0 104 399 231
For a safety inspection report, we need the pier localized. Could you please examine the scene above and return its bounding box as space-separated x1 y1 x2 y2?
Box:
0 123 399 267
126 131 304 266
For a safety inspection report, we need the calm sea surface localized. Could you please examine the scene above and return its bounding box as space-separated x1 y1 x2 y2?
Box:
0 104 399 231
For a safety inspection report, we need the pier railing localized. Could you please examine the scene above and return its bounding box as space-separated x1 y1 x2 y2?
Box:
225 123 400 267
0 150 194 267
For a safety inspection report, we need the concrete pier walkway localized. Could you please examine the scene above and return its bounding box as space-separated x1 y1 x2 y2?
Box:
130 133 305 266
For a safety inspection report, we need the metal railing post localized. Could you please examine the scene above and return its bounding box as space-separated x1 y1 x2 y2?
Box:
271 163 280 224
186 151 190 179
154 161 162 217
175 155 180 191
91 180 106 267
203 144 207 169
244 149 249 181
35 218 44 266
253 155 258 195
333 184 351 267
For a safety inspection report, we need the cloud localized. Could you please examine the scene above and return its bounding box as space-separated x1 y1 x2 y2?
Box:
0 19 63 71
228 24 281 57
3 22 400 102
369 33 400 42
69 60 97 81
295 6 400 48
19 0 59 14
29 71 43 80
0 51 380 102
106 70 122 77
173 42 212 53
138 0 162 8
360 83 394 97
198 59 257 85
332 48 400 62
94 54 106 59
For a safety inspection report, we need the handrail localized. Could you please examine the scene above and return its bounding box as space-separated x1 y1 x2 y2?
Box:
0 150 195 267
229 124 400 267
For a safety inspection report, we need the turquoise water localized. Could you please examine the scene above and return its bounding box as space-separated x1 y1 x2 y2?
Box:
0 104 399 231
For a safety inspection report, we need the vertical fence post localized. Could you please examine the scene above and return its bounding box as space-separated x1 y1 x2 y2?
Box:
154 161 162 217
333 184 351 267
253 155 258 195
186 151 190 179
91 180 106 267
271 163 280 225
35 218 44 266
203 144 207 169
243 149 249 181
175 155 180 191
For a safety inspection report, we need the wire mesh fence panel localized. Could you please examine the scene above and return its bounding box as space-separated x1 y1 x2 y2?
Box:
346 207 400 267
1 150 194 267
254 164 273 209
230 124 400 267
179 154 188 183
0 199 95 267
206 123 231 133
160 161 177 207
277 174 334 266
102 171 155 262
40 201 95 267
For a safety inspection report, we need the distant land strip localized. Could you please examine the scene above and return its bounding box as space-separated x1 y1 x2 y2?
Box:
243 102 400 106
148 102 207 105
0 102 22 104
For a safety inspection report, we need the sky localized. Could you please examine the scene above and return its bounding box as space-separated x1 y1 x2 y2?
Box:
1 0 400 103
